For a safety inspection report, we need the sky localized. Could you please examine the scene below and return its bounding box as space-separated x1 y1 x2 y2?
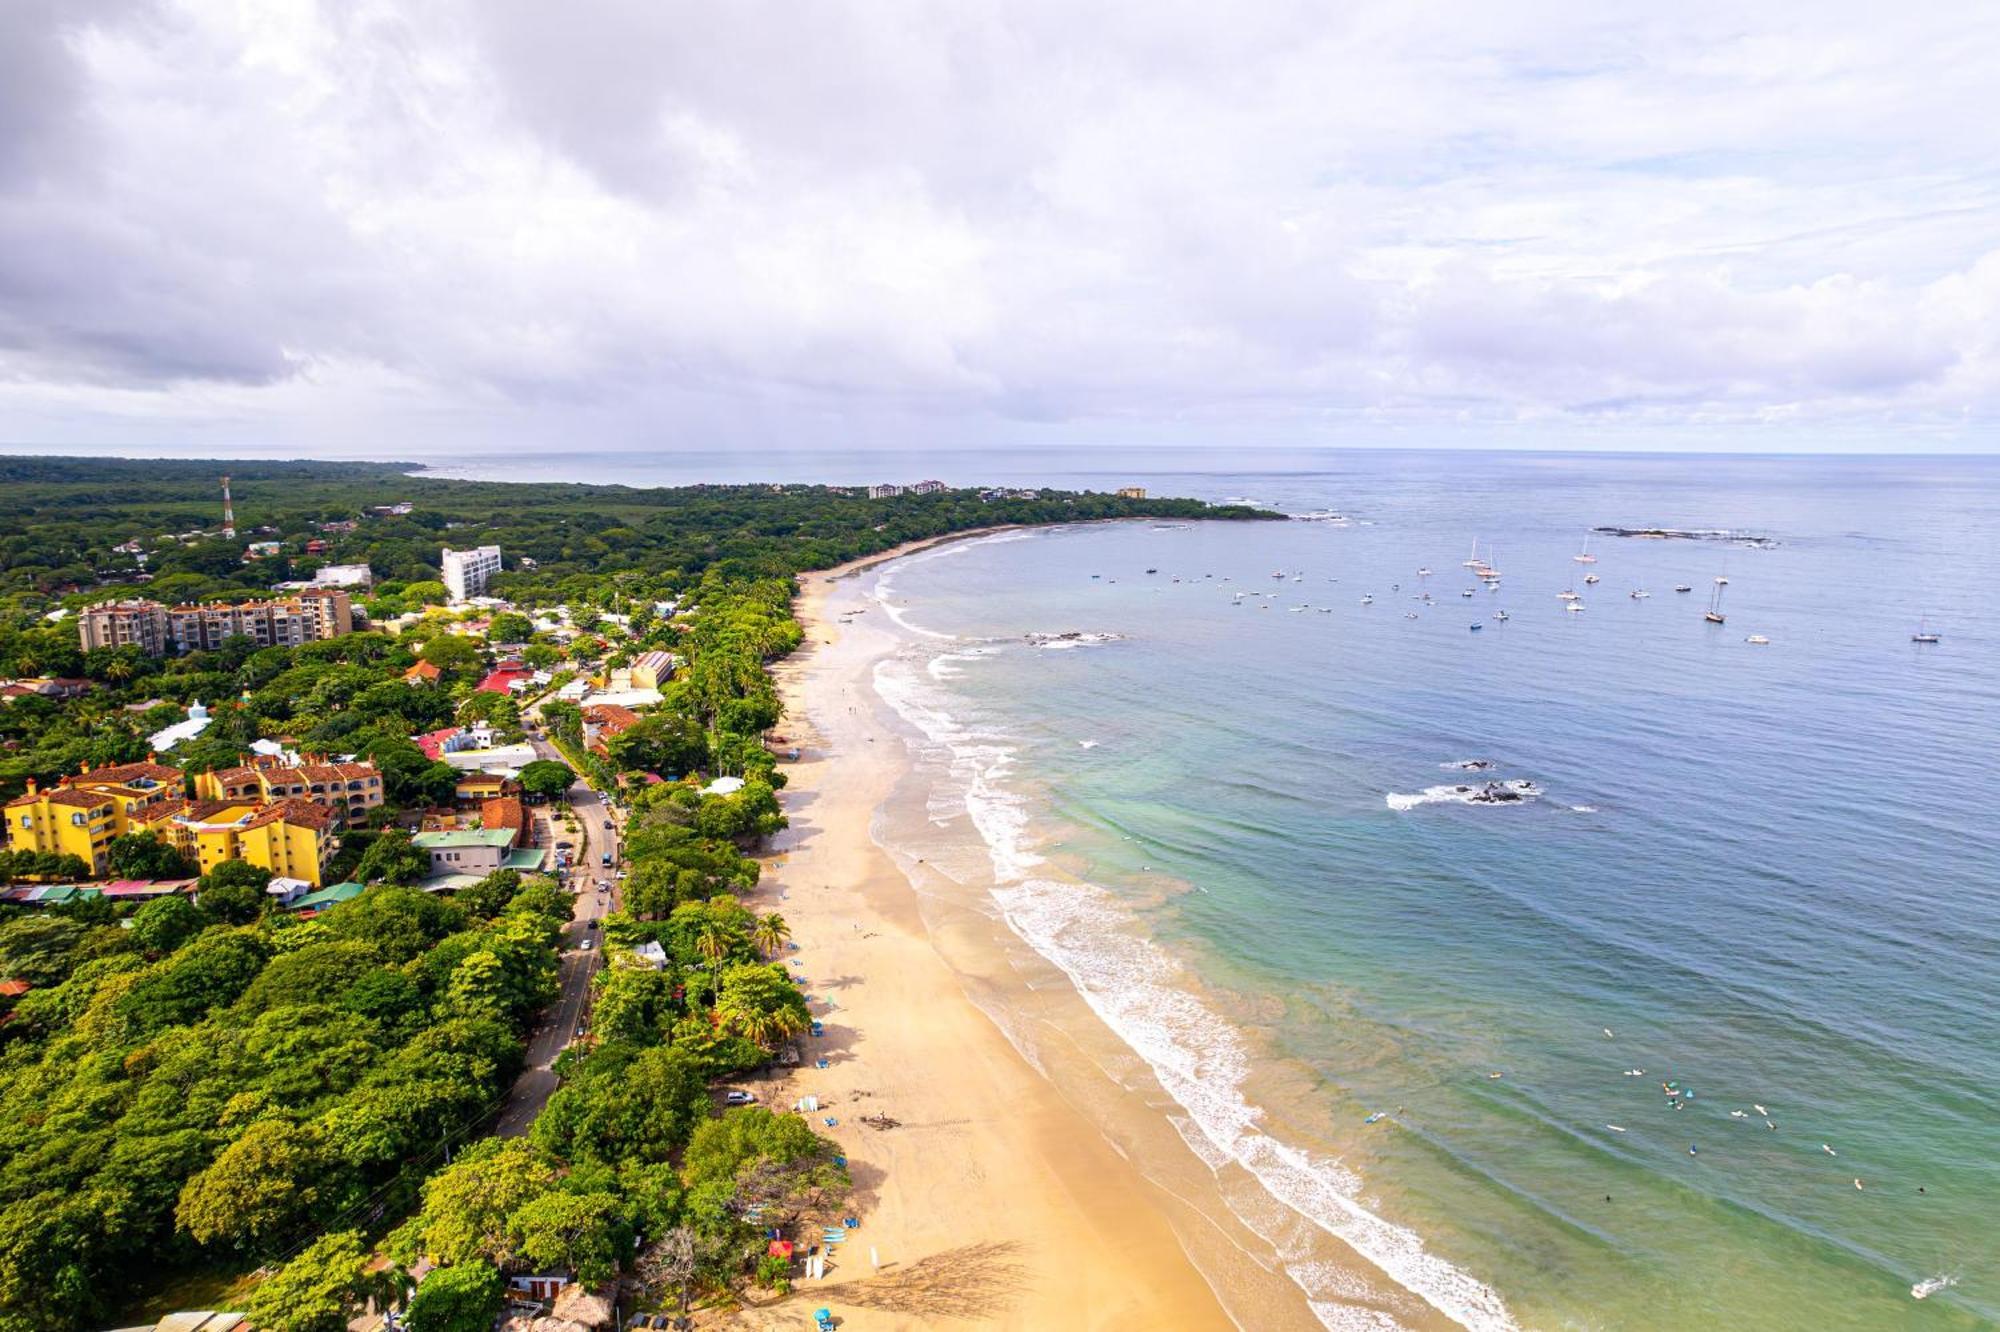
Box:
2 0 1997 457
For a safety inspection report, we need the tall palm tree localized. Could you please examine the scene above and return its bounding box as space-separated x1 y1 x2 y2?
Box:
694 921 730 990
752 911 790 959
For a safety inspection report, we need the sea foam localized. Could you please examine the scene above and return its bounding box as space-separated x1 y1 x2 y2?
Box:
872 640 1519 1332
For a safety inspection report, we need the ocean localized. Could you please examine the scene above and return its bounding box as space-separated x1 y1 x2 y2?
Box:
804 451 1997 1331
127 440 1998 1327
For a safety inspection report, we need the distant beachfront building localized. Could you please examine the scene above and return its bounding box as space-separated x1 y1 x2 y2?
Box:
77 600 171 656
910 479 947 494
1118 486 1147 499
441 544 503 602
867 483 904 499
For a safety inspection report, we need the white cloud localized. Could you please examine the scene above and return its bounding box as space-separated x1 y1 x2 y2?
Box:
0 0 1996 451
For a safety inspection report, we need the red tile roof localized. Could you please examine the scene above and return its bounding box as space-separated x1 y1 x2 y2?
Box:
69 761 185 786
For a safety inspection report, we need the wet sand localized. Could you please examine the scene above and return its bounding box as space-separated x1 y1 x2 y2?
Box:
703 525 1424 1332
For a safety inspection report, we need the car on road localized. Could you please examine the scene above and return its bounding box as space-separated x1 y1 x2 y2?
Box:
601 853 612 866
555 841 574 850
581 939 592 950
588 919 598 929
723 1090 757 1105
603 819 614 829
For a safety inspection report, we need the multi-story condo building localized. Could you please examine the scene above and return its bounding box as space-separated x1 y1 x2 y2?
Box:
5 761 187 875
154 798 337 886
441 544 503 602
77 600 171 656
165 588 353 653
194 754 384 827
80 592 352 656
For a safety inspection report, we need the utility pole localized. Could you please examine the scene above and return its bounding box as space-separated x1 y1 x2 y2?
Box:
220 475 236 538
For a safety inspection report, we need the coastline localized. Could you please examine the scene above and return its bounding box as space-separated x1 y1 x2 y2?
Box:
747 527 1472 1332
746 532 1252 1330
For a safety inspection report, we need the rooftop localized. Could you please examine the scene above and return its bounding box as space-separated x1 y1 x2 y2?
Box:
412 828 521 849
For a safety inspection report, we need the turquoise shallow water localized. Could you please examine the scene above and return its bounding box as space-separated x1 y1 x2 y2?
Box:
862 454 2000 1329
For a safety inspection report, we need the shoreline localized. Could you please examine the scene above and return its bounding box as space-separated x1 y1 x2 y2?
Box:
754 526 1487 1332
741 530 1256 1330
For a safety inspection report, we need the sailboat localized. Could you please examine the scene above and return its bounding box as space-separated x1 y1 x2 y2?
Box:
1912 617 1941 645
1704 577 1727 624
1573 532 1597 564
1462 538 1484 569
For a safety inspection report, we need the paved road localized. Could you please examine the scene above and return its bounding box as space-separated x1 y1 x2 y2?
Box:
493 732 623 1137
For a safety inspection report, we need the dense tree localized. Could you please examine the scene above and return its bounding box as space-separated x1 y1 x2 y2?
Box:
325 885 463 963
175 1118 328 1248
505 1189 628 1284
418 634 481 675
403 1139 558 1267
486 611 535 644
242 1230 389 1332
516 758 575 802
129 894 207 954
105 833 196 881
355 830 430 888
402 1258 502 1332
0 915 88 986
198 859 272 924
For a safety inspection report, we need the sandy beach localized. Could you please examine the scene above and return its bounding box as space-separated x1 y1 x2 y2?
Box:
730 533 1258 1330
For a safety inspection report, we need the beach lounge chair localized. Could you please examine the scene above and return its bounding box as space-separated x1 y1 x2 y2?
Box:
815 1310 835 1332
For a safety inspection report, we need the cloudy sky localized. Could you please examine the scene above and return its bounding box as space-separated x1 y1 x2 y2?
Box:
2 0 1997 455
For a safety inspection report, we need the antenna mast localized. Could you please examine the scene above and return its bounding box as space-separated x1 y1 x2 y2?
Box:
221 475 236 538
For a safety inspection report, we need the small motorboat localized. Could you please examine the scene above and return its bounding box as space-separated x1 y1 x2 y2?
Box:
1630 588 1650 599
1146 567 1158 574
1469 622 1483 632
1493 610 1509 622
1566 602 1585 612
1461 588 1475 597
1746 635 1770 645
1360 595 1374 605
1558 589 1580 601
1583 573 1600 584
1674 584 1693 593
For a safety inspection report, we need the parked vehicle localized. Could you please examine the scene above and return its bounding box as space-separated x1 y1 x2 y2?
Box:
724 1090 757 1105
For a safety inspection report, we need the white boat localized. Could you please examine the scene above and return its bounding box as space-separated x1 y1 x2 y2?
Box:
1704 577 1727 624
1674 584 1693 593
1461 588 1475 597
1417 567 1431 577
1493 610 1509 622
1566 602 1585 612
1583 573 1600 584
1558 589 1580 601
1746 635 1770 645
1912 616 1941 644
1630 588 1650 599
1462 538 1482 569
1360 595 1374 605
1573 532 1597 564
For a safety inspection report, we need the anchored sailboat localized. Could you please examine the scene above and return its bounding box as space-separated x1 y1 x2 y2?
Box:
1912 617 1941 645
1704 577 1727 624
1573 532 1597 564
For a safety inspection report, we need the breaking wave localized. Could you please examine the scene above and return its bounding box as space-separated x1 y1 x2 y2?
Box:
872 642 1518 1332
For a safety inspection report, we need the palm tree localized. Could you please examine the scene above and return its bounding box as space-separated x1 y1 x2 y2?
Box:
752 911 790 959
695 921 730 990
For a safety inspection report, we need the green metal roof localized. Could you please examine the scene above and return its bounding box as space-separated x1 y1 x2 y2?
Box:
291 881 366 910
501 848 547 871
411 828 520 849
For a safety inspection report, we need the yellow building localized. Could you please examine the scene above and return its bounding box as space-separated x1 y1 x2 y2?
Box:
193 757 383 827
452 772 515 804
163 798 336 886
5 761 187 876
5 787 118 874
